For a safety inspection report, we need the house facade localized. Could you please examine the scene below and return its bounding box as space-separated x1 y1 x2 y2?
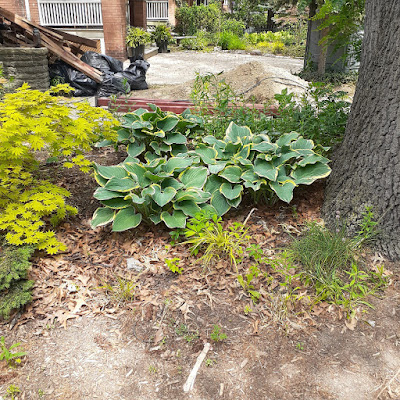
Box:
0 0 178 59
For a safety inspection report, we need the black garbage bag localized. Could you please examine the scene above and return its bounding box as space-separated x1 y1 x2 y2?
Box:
81 51 123 74
96 72 130 97
49 60 97 96
123 59 150 90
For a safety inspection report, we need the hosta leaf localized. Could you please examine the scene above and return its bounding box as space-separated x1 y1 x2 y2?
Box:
95 139 115 148
204 175 225 194
144 171 169 183
161 177 184 190
225 122 252 144
298 154 329 166
149 214 162 224
219 166 242 183
125 193 146 204
290 137 314 150
174 200 202 217
94 187 125 201
223 142 241 157
194 144 218 164
116 128 132 142
171 144 188 156
100 198 131 209
269 180 296 203
161 210 187 229
112 207 142 231
254 159 278 181
162 157 194 174
142 186 156 197
156 115 179 132
164 132 187 145
290 163 331 185
127 143 146 158
91 207 115 228
276 132 299 147
220 183 243 200
152 185 177 207
94 173 108 187
252 141 278 152
237 144 251 159
209 161 228 174
180 167 208 189
237 157 252 166
274 150 299 165
227 195 242 208
211 191 231 216
94 164 128 179
105 177 138 192
203 136 226 149
244 180 264 191
150 141 171 155
175 189 211 203
123 163 152 187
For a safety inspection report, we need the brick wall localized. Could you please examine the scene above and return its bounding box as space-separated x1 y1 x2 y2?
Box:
0 0 40 22
168 0 176 26
0 0 25 16
101 0 127 60
131 0 147 29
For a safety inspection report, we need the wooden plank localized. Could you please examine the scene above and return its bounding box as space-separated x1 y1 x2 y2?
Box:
45 26 98 48
0 7 103 83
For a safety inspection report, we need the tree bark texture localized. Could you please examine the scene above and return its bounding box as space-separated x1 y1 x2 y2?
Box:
322 0 400 259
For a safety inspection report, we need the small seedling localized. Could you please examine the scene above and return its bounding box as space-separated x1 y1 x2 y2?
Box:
148 365 157 374
98 276 136 303
38 389 45 398
205 358 216 367
6 384 21 400
210 325 227 342
0 336 26 367
296 342 304 351
165 257 183 274
244 305 253 315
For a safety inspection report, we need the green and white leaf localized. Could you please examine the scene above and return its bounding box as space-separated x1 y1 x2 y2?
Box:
291 162 332 185
112 207 142 231
220 183 243 200
91 207 115 228
179 166 208 189
160 210 187 228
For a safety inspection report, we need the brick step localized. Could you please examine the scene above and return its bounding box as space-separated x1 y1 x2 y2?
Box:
96 97 279 115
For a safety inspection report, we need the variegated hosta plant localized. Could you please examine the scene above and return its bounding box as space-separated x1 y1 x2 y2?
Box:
193 122 331 216
96 104 204 159
91 155 217 231
91 118 331 232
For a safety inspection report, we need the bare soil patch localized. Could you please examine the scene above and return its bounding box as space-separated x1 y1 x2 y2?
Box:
1 156 399 399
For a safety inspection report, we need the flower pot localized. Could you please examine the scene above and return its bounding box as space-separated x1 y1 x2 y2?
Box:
127 44 145 59
157 40 169 53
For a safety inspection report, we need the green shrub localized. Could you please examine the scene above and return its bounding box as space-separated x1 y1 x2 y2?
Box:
181 34 209 51
0 84 117 253
221 18 246 36
218 32 247 50
175 3 223 35
0 245 34 319
269 83 351 149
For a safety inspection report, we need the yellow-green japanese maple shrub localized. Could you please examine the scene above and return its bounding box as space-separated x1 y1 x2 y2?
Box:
0 84 117 254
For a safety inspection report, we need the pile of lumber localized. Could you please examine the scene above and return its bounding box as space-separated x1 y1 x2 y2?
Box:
0 7 103 83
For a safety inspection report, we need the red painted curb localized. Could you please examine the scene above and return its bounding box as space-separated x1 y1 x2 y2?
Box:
96 97 279 116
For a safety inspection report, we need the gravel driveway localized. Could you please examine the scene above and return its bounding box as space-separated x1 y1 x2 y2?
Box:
145 51 303 85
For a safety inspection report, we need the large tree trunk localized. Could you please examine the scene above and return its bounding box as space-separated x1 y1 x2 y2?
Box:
322 0 400 260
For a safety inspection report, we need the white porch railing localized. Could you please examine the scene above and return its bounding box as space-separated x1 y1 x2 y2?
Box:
147 1 169 21
38 0 103 27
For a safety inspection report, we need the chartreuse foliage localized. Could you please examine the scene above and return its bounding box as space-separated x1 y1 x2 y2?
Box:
97 104 204 158
0 245 34 319
91 115 331 231
0 84 117 253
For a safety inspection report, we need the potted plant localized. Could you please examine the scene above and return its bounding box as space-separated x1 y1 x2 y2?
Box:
151 24 173 53
126 26 152 58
